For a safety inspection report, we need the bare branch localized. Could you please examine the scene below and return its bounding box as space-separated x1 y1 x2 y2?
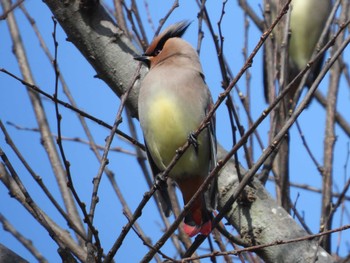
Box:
1 0 85 243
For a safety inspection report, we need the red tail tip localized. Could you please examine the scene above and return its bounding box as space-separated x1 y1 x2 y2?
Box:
183 221 212 237
199 220 212 236
183 223 200 237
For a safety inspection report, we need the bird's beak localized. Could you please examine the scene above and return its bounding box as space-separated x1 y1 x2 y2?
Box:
134 55 151 68
134 55 150 63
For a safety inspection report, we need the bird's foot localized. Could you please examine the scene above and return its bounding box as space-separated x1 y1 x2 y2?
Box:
188 132 199 152
155 173 167 189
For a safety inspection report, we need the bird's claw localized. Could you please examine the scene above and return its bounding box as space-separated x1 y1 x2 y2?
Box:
155 173 168 191
188 132 199 151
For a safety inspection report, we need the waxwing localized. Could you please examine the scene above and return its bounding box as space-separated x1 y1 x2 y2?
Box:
135 21 217 237
264 0 331 103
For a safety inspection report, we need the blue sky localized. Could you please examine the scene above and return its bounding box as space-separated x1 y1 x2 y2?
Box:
0 0 349 262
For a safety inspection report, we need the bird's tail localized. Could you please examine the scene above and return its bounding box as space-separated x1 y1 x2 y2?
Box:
182 195 213 237
177 176 215 237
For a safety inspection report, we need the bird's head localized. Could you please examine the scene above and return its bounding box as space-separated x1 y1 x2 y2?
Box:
135 21 199 69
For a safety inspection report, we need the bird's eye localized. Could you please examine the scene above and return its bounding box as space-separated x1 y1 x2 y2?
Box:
154 49 161 56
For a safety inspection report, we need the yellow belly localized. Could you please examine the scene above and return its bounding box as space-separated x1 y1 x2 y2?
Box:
144 95 209 179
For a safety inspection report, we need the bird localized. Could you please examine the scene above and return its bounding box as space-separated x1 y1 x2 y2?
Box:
264 0 331 104
262 0 331 212
135 21 217 237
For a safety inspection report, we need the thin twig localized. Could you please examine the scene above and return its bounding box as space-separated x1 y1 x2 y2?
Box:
295 120 323 173
336 142 350 255
0 121 87 241
1 0 86 250
127 214 172 263
131 0 148 48
183 18 350 258
0 213 48 263
0 0 23 20
320 5 348 251
154 0 179 36
51 17 102 256
314 90 350 137
140 2 296 261
0 162 86 261
180 224 350 262
267 176 350 201
196 0 205 55
237 0 263 31
87 64 141 261
0 68 145 150
6 121 136 155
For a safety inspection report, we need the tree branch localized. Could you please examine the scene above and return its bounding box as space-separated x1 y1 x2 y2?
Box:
42 0 340 262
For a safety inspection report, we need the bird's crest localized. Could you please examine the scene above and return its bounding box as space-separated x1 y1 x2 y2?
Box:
144 21 191 56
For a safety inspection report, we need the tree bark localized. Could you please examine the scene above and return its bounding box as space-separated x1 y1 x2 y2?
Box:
0 244 28 263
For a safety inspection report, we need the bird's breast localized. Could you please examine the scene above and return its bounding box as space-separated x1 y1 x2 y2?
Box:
140 92 210 179
147 94 195 161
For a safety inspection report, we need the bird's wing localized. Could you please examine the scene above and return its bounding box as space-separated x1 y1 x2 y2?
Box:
144 140 173 217
204 85 218 211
